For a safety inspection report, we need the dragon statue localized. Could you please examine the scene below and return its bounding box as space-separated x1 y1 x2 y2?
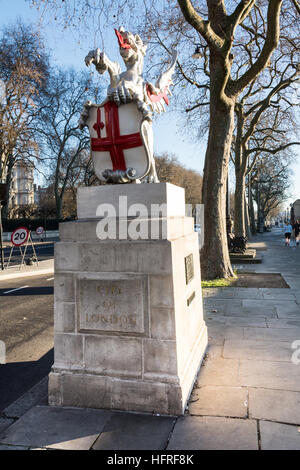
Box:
79 27 177 184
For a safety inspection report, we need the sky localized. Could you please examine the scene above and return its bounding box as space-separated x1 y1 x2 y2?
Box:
0 0 299 206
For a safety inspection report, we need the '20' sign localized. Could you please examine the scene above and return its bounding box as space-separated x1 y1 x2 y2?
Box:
11 227 30 247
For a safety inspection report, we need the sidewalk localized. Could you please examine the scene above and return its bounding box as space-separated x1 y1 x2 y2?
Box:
1 229 300 450
0 259 54 281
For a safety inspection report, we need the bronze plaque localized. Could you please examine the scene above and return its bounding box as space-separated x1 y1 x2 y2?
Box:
185 254 194 285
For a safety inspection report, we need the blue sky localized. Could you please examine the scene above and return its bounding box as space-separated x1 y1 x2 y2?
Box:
0 0 299 205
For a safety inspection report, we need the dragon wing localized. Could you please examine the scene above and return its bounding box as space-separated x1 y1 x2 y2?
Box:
146 49 177 114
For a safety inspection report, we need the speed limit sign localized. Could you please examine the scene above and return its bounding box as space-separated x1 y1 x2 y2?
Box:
11 227 30 247
36 226 44 236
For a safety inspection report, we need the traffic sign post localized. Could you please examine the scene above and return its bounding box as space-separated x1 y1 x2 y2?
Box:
36 226 45 241
0 183 7 271
11 227 30 247
6 227 39 270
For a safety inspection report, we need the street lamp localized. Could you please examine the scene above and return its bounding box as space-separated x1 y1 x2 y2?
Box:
192 45 203 59
290 203 295 225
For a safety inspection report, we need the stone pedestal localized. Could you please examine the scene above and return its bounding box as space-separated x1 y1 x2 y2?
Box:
49 183 208 415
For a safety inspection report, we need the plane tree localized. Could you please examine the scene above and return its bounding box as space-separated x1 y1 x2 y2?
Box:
29 0 289 279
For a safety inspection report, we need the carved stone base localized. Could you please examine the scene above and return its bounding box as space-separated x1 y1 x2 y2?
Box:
49 183 208 415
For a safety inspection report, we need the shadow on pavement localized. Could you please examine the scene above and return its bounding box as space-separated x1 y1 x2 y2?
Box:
0 349 54 412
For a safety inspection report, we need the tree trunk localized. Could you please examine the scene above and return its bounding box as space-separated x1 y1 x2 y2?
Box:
244 190 251 239
248 180 256 235
201 97 235 279
2 156 14 219
234 169 246 238
55 193 63 220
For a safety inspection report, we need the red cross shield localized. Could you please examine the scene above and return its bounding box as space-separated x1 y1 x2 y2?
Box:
87 101 150 182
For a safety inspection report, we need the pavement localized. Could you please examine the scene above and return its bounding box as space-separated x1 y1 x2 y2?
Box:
1 228 300 451
0 274 54 411
0 259 54 281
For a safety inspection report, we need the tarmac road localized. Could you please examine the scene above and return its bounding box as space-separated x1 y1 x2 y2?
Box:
1 242 54 268
0 274 54 412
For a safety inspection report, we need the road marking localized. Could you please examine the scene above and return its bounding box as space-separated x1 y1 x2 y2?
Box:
47 277 54 281
3 286 29 295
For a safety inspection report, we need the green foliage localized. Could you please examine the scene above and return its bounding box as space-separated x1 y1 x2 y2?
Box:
201 278 233 288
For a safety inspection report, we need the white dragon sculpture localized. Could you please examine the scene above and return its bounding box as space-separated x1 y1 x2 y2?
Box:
79 27 177 183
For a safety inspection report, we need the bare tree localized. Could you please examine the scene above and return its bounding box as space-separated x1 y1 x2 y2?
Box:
251 153 292 225
34 69 103 218
155 152 202 204
0 22 49 217
30 0 293 279
230 5 299 247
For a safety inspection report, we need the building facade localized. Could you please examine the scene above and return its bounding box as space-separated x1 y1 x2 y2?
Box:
10 161 35 208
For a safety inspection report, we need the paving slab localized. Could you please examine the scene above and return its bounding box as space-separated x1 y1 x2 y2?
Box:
92 412 176 450
267 318 300 329
249 388 300 425
262 292 295 301
203 289 236 299
204 343 223 358
196 357 241 387
3 377 48 419
0 444 29 450
225 307 277 318
275 302 300 319
189 385 248 418
239 360 300 391
242 299 278 309
204 289 264 300
259 288 292 294
167 416 258 450
223 338 292 362
204 299 242 314
0 406 112 450
243 327 300 343
225 316 268 327
0 418 15 434
241 300 277 316
260 420 300 450
227 291 264 300
206 325 244 344
207 315 268 328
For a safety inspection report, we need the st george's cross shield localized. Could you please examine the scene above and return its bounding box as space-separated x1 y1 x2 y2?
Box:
86 101 151 183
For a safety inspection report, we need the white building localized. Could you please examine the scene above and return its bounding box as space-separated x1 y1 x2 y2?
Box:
10 161 35 208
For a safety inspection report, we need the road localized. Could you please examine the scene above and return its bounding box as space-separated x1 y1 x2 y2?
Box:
0 274 54 412
1 241 54 268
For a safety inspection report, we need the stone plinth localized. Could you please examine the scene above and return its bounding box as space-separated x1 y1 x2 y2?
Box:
49 183 208 415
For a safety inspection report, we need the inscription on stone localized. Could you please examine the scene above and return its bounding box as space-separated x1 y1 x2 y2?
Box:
185 254 194 285
78 278 144 333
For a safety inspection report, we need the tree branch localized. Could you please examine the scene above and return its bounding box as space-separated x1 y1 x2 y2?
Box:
231 0 283 95
177 0 224 50
291 0 300 15
186 102 210 112
247 142 300 155
228 0 256 32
